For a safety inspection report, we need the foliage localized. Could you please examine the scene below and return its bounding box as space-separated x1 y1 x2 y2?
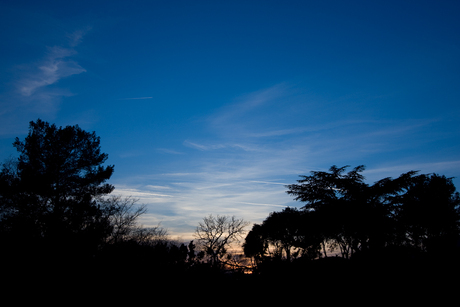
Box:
246 165 460 266
243 223 268 263
285 165 433 258
243 208 322 264
0 119 115 260
395 173 460 253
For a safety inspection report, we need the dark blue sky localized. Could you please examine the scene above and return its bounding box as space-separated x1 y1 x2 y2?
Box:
1 0 459 240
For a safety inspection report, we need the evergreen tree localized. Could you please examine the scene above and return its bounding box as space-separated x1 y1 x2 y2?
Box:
0 119 114 261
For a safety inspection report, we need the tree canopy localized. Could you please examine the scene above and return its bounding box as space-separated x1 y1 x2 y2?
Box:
0 119 115 260
245 165 460 265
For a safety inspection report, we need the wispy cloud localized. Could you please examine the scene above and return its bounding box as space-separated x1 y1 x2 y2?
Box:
183 140 226 151
0 28 92 136
0 29 90 135
156 148 184 155
113 170 297 241
17 44 86 97
247 127 310 138
67 26 91 47
111 141 310 240
207 83 295 136
183 140 262 152
112 84 460 241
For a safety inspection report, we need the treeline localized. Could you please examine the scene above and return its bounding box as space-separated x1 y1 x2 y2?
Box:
1 119 459 288
0 120 226 285
243 165 460 278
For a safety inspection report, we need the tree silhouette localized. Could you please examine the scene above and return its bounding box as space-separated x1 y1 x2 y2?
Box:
194 214 249 266
259 207 305 261
187 240 197 263
244 207 322 264
285 165 460 259
286 165 426 257
97 195 147 244
285 165 369 258
395 174 460 254
243 223 268 264
0 119 114 261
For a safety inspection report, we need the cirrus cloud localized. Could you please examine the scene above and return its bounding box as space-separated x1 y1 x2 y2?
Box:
0 29 90 135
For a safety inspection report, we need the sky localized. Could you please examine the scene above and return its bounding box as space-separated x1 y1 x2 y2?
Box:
1 0 459 241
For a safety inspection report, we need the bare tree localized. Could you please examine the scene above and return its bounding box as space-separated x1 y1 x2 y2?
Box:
97 195 147 244
129 225 169 246
194 214 249 266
